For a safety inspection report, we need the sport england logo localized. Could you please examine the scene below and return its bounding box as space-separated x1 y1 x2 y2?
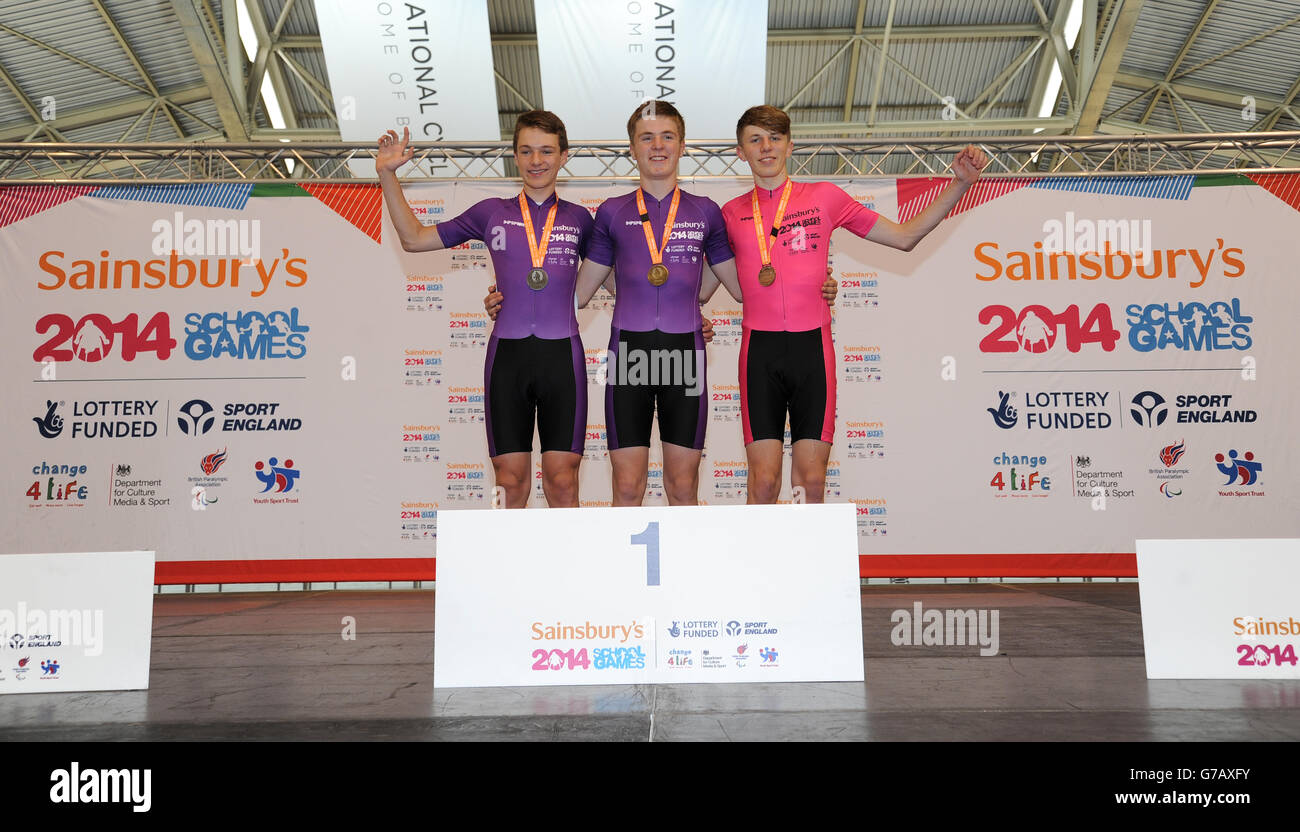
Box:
1130 391 1168 427
177 398 215 435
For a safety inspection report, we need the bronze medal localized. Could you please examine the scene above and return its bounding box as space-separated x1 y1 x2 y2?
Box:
527 267 549 290
758 265 777 287
647 263 670 286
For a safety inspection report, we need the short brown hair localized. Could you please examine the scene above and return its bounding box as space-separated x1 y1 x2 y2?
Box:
736 105 791 143
626 100 686 142
513 110 569 152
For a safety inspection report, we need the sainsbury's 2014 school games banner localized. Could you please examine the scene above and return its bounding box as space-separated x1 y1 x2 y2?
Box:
1 173 1298 582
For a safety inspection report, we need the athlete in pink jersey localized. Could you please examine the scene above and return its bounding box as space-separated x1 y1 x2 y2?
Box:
725 105 987 504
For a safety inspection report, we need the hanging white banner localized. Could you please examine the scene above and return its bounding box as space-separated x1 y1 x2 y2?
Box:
316 0 501 176
535 0 767 141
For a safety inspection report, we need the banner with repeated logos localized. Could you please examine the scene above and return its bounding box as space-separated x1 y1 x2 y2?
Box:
1 173 1298 581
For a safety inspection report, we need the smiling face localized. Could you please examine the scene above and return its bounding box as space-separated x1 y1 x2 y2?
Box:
514 126 567 191
736 125 793 181
630 115 684 182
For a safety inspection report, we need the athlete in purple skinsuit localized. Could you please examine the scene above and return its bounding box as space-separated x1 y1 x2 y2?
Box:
377 112 592 509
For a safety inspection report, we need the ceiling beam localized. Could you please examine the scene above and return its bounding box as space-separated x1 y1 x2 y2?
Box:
172 0 248 140
792 116 1075 136
841 0 869 123
1076 0 1145 133
90 0 186 138
1137 0 1220 125
0 84 212 142
1113 71 1288 112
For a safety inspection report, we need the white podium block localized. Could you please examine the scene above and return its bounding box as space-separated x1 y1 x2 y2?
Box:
435 504 864 687
1137 539 1300 679
0 551 155 693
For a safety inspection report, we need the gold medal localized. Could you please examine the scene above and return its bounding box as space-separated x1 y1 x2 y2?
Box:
636 187 680 286
750 179 793 288
518 192 558 292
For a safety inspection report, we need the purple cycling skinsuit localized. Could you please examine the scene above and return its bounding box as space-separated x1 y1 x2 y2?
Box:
436 194 594 456
586 188 734 450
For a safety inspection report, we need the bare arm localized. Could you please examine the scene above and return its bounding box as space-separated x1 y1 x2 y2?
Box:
377 127 445 252
701 258 743 303
866 145 988 252
575 259 614 308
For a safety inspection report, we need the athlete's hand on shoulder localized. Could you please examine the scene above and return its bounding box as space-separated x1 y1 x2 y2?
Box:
484 285 503 321
701 310 714 344
376 126 415 174
822 266 838 306
952 145 988 185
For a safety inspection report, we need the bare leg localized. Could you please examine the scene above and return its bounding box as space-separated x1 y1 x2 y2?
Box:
790 439 832 503
610 446 650 506
540 450 581 508
661 442 702 506
745 439 784 504
491 452 531 508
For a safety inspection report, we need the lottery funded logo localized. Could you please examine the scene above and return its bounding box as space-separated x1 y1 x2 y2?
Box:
841 344 883 383
1215 449 1263 497
36 398 160 439
990 452 1051 498
667 620 719 639
401 424 440 463
444 461 486 503
1126 299 1252 352
1072 455 1131 501
183 308 309 360
990 390 1113 430
853 497 888 536
711 459 747 499
25 461 89 508
844 420 885 460
837 270 879 309
710 384 741 422
399 500 437 540
447 312 488 348
110 461 169 509
403 348 442 386
253 456 300 504
446 386 484 424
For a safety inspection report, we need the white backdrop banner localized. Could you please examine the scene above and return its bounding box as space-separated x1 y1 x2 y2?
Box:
316 0 501 175
535 0 767 141
1 173 1298 580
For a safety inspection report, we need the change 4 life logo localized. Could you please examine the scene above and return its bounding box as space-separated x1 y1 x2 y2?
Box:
988 390 1113 430
33 399 160 439
176 398 303 435
1151 439 1190 498
1129 391 1257 427
25 461 89 507
989 452 1051 498
183 308 309 360
188 448 229 510
1216 449 1263 497
1126 299 1252 352
253 457 301 505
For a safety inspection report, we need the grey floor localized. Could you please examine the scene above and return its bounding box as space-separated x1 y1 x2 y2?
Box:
2 583 1298 741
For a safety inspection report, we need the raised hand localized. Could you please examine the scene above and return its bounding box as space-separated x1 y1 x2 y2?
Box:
822 266 838 306
376 126 415 175
951 144 988 185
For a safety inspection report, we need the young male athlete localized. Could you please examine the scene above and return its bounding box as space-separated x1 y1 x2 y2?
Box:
725 104 987 504
376 111 593 508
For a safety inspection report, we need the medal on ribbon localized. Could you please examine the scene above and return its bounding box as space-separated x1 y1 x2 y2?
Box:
750 179 792 287
637 187 680 287
519 192 558 290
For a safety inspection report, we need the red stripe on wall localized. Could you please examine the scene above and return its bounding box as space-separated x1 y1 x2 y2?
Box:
152 554 1136 584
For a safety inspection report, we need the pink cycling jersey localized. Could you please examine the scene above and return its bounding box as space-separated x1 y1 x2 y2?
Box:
722 180 879 331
